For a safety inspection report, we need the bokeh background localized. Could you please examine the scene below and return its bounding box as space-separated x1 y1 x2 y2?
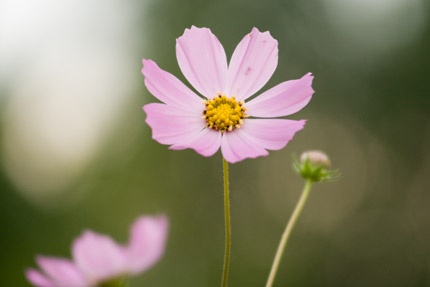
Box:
1 0 429 286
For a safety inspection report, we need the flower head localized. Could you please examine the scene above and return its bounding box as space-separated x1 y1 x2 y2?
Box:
25 215 168 287
142 26 315 163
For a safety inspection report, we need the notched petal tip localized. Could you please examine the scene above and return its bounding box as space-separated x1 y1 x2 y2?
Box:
250 27 274 37
141 60 150 76
176 25 228 98
141 58 154 73
303 72 315 84
191 25 205 30
250 27 278 44
227 26 279 101
292 119 307 134
246 70 315 118
303 73 315 94
179 26 210 39
141 58 153 73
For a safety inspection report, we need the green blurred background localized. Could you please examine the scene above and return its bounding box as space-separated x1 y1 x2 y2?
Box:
1 0 429 286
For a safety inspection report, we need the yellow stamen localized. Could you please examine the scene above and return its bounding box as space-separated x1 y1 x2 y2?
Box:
203 94 247 133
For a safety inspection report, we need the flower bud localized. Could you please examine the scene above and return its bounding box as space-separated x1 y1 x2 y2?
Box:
300 150 330 169
294 150 339 182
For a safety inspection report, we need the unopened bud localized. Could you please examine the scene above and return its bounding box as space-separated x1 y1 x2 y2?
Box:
294 150 339 182
300 150 330 169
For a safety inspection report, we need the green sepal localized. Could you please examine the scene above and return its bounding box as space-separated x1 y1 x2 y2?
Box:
293 155 340 183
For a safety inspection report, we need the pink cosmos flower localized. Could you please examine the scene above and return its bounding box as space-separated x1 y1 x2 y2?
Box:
25 215 168 287
142 26 315 163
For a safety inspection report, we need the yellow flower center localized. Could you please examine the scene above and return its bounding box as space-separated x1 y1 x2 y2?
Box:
203 93 248 133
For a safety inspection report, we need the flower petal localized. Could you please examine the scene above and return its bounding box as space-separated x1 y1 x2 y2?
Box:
126 215 169 274
221 119 305 163
72 231 127 283
143 103 205 146
176 26 228 98
227 27 278 101
221 129 269 164
246 73 314 117
35 256 87 287
169 127 222 157
142 59 203 111
25 269 55 287
239 119 306 150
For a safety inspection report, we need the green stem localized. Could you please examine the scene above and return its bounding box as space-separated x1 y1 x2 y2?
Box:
265 179 313 287
221 158 231 287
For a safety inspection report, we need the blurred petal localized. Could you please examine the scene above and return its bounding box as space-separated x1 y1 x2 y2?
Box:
72 231 127 283
126 215 169 274
239 119 306 150
246 73 314 117
227 27 278 101
176 26 228 98
169 127 222 157
25 269 54 287
35 256 87 287
221 129 269 164
142 59 203 111
143 103 205 146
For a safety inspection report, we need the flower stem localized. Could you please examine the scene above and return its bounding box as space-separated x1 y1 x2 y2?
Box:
265 179 313 287
221 158 231 287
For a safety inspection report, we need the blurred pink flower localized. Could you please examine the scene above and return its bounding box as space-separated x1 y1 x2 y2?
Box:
142 26 314 163
26 215 168 287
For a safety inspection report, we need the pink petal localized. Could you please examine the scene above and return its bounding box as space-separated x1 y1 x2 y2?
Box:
35 256 87 287
72 231 127 283
176 26 228 98
169 127 222 157
246 73 314 117
227 27 278 101
126 215 169 274
221 119 305 163
238 119 306 150
25 269 55 287
142 59 203 112
143 103 205 146
221 129 269 164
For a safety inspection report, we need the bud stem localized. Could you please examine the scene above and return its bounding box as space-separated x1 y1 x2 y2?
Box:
265 179 313 287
